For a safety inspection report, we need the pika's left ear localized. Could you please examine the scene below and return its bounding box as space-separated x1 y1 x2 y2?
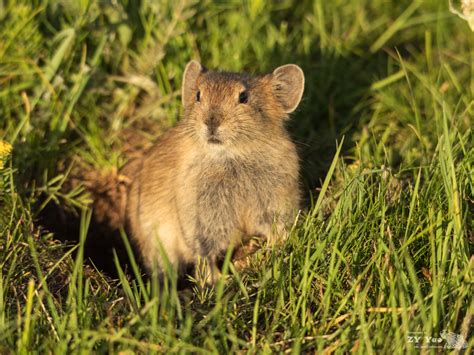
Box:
271 64 305 113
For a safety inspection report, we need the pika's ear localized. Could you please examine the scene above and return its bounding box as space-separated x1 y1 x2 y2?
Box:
271 64 305 113
182 60 203 107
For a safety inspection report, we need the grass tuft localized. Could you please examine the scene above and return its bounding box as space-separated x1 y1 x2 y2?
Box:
0 0 472 352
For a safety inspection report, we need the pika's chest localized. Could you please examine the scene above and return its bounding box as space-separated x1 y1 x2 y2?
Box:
182 154 285 199
186 157 244 188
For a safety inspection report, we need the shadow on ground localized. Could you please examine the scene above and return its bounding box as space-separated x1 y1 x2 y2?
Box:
39 202 130 278
286 49 387 204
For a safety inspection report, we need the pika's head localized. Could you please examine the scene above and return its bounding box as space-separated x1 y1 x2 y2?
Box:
181 60 304 150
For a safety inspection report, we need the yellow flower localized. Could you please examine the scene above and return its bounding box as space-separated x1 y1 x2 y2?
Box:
0 140 13 170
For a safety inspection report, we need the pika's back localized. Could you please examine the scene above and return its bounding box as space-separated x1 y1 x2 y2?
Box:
125 61 304 280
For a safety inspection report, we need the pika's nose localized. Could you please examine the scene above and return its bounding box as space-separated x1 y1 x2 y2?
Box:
206 114 220 135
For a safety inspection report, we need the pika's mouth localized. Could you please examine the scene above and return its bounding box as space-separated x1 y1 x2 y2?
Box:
207 136 222 144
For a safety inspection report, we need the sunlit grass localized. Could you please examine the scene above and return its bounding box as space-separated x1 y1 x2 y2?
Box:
0 0 472 352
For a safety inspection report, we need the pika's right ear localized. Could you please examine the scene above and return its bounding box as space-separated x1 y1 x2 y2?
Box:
182 60 203 107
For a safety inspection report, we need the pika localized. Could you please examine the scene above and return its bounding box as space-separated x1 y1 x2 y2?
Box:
125 60 304 282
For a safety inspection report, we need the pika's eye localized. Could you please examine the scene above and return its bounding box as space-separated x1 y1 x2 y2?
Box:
239 91 248 104
196 90 201 102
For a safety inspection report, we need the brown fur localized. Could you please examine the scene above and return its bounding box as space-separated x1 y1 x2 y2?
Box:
125 61 305 282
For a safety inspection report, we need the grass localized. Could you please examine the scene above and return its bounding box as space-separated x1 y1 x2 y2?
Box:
0 0 473 352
